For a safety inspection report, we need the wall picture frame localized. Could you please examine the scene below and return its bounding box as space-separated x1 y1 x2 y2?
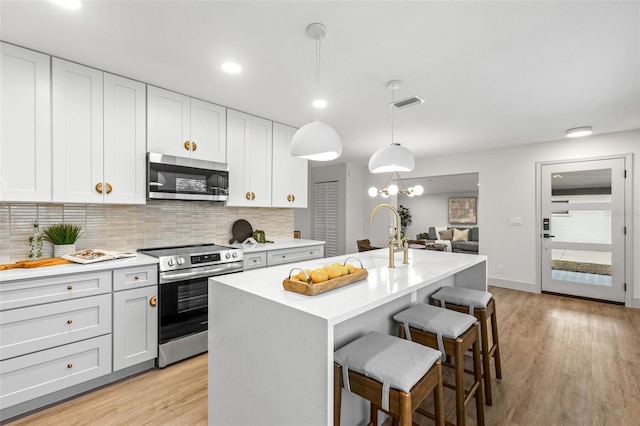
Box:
448 197 477 224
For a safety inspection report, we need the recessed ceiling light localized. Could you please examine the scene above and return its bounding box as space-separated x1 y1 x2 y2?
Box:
221 62 242 74
566 126 593 138
50 0 82 10
312 99 327 109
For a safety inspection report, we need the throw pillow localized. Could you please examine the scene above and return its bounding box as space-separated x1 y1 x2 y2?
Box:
438 229 453 240
453 228 469 242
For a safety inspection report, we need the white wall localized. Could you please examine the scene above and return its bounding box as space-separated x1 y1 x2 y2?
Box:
362 129 640 307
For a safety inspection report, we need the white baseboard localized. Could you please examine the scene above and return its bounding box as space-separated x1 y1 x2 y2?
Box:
632 297 640 309
488 277 538 293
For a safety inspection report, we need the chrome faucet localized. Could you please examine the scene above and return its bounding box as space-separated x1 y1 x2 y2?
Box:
370 203 409 268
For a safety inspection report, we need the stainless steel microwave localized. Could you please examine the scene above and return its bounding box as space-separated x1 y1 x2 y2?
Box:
147 153 229 202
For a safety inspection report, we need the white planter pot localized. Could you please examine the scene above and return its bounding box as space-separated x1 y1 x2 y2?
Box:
54 244 76 257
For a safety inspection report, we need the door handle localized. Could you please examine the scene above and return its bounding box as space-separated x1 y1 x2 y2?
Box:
543 234 555 238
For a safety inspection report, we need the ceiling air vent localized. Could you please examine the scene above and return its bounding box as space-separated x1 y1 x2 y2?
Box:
392 96 424 109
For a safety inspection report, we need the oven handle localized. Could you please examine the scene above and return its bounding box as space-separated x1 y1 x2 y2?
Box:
159 265 242 283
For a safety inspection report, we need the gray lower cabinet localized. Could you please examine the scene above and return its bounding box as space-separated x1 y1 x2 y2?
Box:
0 262 158 422
243 244 325 270
112 266 158 371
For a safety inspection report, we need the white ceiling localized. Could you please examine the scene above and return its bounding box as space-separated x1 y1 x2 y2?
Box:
2 1 638 168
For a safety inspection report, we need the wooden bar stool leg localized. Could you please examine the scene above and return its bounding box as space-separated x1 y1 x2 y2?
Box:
491 306 503 379
400 393 412 426
454 337 466 426
479 309 493 406
473 335 485 426
434 361 445 426
370 403 379 426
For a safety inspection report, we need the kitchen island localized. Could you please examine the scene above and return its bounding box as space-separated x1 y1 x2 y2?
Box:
208 248 487 426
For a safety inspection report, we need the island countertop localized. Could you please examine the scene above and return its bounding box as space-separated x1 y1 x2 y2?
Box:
210 248 486 325
208 248 487 426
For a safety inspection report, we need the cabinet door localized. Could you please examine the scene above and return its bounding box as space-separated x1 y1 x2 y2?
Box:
248 116 273 207
113 286 158 371
147 85 191 157
103 73 146 204
272 123 308 208
52 58 104 203
190 98 226 162
226 109 251 206
0 43 51 202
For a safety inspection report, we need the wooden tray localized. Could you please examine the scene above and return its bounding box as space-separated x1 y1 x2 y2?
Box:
283 268 368 296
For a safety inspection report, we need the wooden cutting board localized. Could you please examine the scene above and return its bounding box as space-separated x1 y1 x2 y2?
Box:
229 219 253 243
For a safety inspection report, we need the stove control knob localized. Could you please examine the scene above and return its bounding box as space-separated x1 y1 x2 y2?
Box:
232 252 238 258
177 257 185 265
225 253 231 259
167 259 175 267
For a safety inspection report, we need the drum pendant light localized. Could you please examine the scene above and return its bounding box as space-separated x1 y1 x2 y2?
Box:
291 23 342 161
368 80 415 173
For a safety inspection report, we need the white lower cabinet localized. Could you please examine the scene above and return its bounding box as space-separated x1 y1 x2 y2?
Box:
0 334 111 410
113 285 158 371
243 252 267 270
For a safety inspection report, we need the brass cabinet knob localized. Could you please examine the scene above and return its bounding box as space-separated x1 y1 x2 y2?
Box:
67 364 73 369
192 141 197 151
245 192 251 200
184 141 191 150
67 285 73 290
150 296 157 307
67 319 73 324
134 275 140 280
251 192 256 200
95 182 103 194
106 183 112 194
287 194 292 202
292 194 295 202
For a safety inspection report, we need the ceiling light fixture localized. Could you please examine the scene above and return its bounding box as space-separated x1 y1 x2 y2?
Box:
566 126 593 138
368 80 416 174
368 171 424 198
221 62 242 74
50 0 82 9
290 23 342 161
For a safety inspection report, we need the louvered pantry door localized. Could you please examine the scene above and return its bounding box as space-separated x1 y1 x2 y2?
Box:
314 181 338 257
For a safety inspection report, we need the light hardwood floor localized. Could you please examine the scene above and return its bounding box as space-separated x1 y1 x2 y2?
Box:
5 286 640 426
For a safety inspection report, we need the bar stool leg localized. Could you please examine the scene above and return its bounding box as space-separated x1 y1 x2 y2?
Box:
492 306 503 379
473 335 485 426
479 308 493 406
370 403 379 426
454 337 466 426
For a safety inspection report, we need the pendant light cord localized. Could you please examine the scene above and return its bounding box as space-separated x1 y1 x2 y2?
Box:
314 36 322 120
391 84 396 145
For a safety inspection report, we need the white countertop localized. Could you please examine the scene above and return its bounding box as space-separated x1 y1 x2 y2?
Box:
230 238 325 252
210 248 486 325
0 253 159 282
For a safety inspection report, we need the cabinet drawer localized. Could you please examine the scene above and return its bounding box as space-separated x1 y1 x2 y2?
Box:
0 334 111 409
113 265 157 291
267 246 324 266
0 294 111 360
0 271 112 311
243 252 267 270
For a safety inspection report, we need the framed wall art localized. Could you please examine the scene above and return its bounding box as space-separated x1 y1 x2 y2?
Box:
448 197 477 224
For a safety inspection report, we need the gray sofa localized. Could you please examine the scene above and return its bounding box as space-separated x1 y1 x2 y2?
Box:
417 226 479 254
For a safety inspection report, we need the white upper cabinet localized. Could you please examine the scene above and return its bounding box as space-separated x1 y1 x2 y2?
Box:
52 58 146 204
147 86 226 163
103 73 146 204
0 43 51 202
226 109 272 207
272 123 308 208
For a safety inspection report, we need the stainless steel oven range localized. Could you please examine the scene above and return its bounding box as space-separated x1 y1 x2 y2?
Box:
138 243 243 368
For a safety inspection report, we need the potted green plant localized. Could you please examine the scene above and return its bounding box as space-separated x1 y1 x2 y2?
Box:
42 223 84 257
399 205 412 238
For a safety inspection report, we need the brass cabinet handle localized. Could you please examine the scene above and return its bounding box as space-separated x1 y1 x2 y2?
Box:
67 363 73 369
292 194 295 202
192 141 197 151
67 319 73 324
184 141 191 150
251 192 256 200
245 192 251 200
95 182 103 194
150 296 157 307
134 275 140 280
287 194 292 202
106 183 112 194
67 285 73 290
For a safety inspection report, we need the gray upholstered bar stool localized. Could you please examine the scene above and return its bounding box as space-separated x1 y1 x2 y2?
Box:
393 303 484 426
431 286 502 406
334 331 445 426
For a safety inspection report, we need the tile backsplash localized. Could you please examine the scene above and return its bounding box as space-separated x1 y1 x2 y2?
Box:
0 201 294 263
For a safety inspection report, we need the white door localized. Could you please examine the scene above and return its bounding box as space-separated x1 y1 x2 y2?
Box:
190 98 226 162
540 158 626 303
0 43 51 202
103 73 146 204
52 58 104 203
147 86 191 157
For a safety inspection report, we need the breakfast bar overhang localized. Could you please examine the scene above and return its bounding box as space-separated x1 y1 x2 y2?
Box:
208 249 487 425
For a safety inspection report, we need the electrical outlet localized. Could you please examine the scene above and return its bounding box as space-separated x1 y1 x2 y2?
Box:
497 265 504 274
508 217 522 226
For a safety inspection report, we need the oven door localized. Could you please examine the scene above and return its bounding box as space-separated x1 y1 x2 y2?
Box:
158 276 209 344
